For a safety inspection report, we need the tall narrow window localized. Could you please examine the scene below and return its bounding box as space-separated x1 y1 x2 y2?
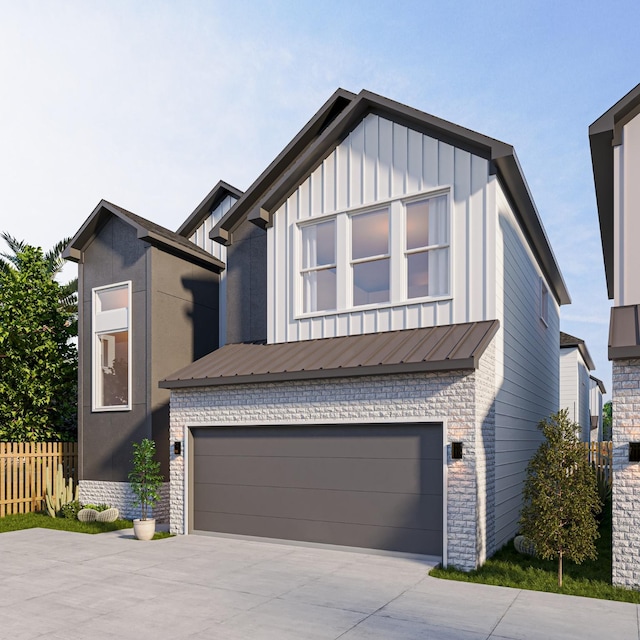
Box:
301 220 336 312
93 282 131 410
351 208 390 306
540 278 549 326
405 195 449 298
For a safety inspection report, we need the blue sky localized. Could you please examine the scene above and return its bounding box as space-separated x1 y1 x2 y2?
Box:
1 0 638 397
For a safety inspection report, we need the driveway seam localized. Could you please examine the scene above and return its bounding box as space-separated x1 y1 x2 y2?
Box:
331 573 430 639
485 589 523 640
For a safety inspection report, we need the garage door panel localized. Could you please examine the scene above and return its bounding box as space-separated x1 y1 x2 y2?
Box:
192 423 442 556
193 456 442 494
194 484 442 530
194 511 442 556
193 426 441 461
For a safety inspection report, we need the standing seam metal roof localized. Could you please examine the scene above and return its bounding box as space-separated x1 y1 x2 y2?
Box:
159 320 500 388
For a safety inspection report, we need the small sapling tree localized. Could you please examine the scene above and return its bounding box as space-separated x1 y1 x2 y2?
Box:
128 438 163 521
520 409 601 587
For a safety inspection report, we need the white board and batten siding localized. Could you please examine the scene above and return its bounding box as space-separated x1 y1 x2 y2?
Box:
615 110 640 307
187 193 238 346
493 183 560 550
267 113 493 344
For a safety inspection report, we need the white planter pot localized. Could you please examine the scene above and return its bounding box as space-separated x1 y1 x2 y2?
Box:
133 518 156 541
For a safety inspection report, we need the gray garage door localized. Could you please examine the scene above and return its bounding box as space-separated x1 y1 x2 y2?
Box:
191 423 443 556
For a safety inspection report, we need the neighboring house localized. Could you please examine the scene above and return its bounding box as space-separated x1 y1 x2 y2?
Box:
62 182 240 515
154 89 570 571
589 375 606 442
559 331 595 441
590 81 640 588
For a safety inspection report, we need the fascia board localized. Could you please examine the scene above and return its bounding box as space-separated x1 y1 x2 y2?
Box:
210 88 357 245
177 181 244 238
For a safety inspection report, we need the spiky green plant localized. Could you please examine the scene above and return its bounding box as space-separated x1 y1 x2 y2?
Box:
44 463 78 517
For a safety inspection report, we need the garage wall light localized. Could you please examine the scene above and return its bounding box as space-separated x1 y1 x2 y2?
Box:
174 441 182 456
629 442 640 462
451 442 463 460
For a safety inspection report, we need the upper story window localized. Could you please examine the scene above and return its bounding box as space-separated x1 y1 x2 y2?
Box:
298 190 450 315
301 219 336 313
540 278 549 327
352 209 390 306
92 282 131 411
405 195 449 298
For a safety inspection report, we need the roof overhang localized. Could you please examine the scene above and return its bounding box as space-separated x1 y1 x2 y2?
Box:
211 88 570 306
63 200 225 272
159 320 500 389
589 375 606 395
210 88 356 245
177 180 243 238
609 304 640 360
589 83 640 300
559 331 596 371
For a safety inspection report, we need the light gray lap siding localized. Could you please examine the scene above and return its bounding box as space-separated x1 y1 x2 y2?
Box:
494 186 559 549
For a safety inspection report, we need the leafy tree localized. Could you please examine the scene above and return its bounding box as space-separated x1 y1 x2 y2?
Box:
0 232 77 328
602 401 612 441
520 409 601 587
0 243 77 441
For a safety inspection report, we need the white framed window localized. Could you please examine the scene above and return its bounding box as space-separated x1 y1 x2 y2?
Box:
92 281 131 411
301 219 336 313
405 194 449 299
351 208 390 306
297 190 450 316
540 278 549 327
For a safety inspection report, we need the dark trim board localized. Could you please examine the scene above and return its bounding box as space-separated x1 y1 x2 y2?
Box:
188 422 444 556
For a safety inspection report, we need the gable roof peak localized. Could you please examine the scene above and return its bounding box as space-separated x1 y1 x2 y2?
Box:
177 180 243 239
63 199 224 272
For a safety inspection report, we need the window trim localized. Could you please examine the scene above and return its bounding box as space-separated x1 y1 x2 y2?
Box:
300 218 337 313
540 278 549 327
402 192 450 301
295 188 451 319
92 281 132 412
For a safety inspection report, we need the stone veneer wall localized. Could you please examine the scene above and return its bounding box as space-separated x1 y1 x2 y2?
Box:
168 343 496 571
79 481 170 523
612 359 640 588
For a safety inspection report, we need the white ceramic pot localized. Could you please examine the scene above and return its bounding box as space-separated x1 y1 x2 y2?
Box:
133 518 156 541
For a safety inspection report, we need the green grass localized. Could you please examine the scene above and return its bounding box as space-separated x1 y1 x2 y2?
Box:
150 531 173 540
431 502 640 603
0 512 133 534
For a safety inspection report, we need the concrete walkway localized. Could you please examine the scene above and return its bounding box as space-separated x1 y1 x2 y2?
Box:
0 528 637 640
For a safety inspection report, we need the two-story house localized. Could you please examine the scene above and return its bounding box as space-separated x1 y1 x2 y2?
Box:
153 89 570 571
590 81 640 588
559 331 596 441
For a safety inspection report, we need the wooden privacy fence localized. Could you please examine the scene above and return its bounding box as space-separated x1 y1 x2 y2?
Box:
581 441 613 487
0 442 77 517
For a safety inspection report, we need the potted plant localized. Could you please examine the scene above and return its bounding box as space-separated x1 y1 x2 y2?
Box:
128 438 163 540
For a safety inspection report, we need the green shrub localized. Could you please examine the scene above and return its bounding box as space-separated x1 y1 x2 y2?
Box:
81 503 110 512
59 500 81 519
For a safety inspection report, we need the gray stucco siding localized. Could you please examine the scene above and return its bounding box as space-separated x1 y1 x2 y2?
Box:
79 217 150 482
78 216 221 483
225 219 267 344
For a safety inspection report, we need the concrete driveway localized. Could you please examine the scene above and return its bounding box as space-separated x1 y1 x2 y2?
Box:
0 528 638 640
